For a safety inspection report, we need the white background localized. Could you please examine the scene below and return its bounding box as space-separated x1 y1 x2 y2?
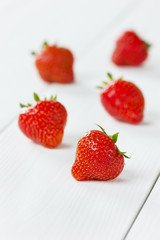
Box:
0 0 160 239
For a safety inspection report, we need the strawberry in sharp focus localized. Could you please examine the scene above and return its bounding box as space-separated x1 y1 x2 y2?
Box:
99 73 145 124
71 125 128 181
32 42 74 83
18 93 67 148
112 31 151 66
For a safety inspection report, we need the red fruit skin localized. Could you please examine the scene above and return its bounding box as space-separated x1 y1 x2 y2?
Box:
18 100 67 148
71 130 124 181
100 79 145 124
35 46 74 83
112 31 148 66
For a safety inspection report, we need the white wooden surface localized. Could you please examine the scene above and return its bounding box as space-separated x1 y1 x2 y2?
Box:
0 0 160 239
126 176 160 240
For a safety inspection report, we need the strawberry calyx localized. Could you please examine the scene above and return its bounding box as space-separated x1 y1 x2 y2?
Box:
109 132 119 143
42 41 48 48
117 148 130 159
19 92 57 108
97 72 114 89
33 92 57 101
34 92 40 101
31 41 48 56
97 73 124 89
20 103 32 108
107 73 113 81
96 124 130 159
31 51 36 55
50 95 57 100
96 124 108 135
110 132 130 159
32 41 58 55
143 41 151 50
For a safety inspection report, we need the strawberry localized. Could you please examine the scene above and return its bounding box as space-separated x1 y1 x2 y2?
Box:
18 93 67 148
112 31 150 66
71 125 128 181
99 73 145 124
32 42 74 83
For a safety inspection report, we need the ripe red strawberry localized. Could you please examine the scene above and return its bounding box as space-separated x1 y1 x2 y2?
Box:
18 93 67 148
112 31 150 66
71 125 128 181
99 73 145 124
32 42 74 83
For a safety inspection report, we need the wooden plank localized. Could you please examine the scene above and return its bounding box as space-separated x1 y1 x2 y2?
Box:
125 176 160 240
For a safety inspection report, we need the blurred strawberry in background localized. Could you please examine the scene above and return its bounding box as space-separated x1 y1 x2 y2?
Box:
112 31 151 66
32 42 74 83
99 73 145 124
